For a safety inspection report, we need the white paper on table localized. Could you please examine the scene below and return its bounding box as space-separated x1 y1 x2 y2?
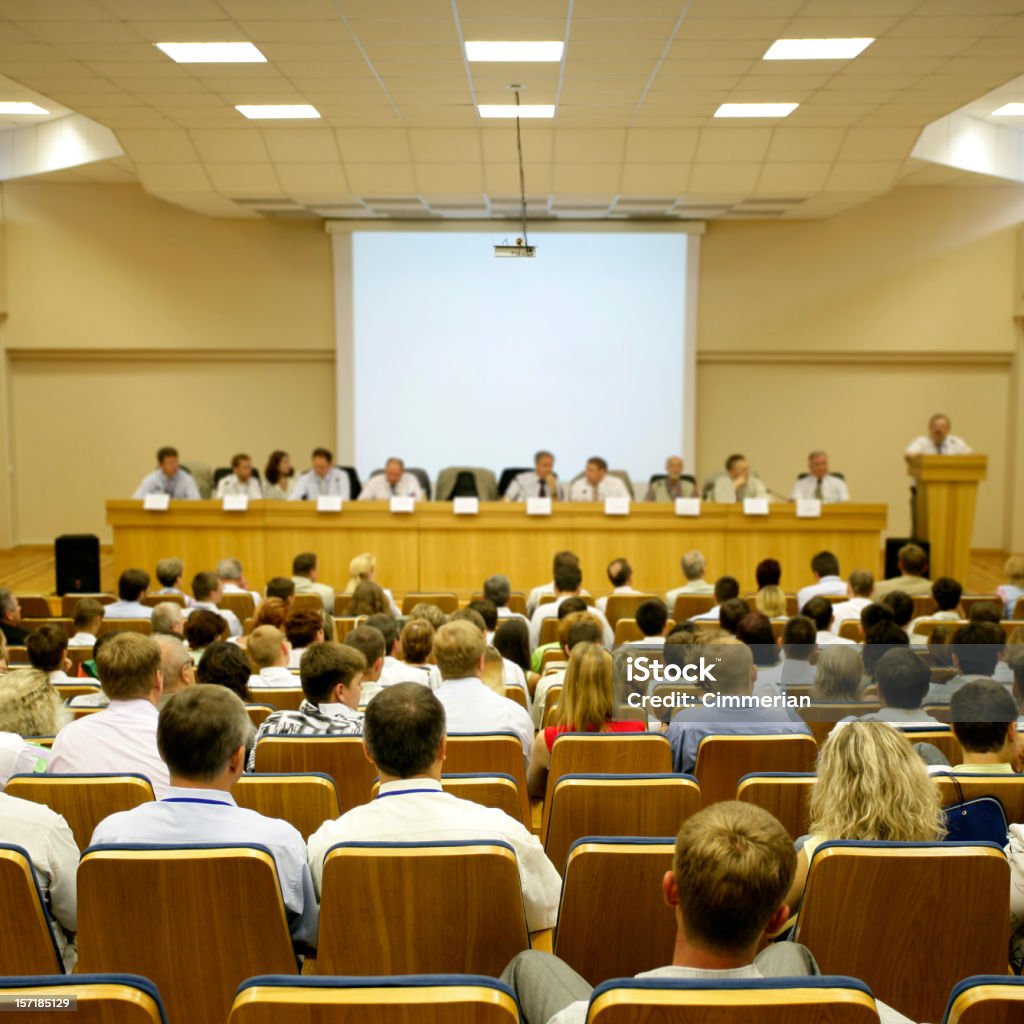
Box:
743 498 769 516
675 498 701 517
390 496 415 514
316 496 343 513
526 497 552 516
795 499 822 519
453 497 479 515
222 495 249 512
143 494 170 511
604 496 631 516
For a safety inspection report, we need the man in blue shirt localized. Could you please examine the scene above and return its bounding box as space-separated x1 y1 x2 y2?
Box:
132 446 200 500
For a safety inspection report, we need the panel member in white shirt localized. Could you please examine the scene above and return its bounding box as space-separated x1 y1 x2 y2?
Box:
803 596 855 647
306 682 560 930
904 412 972 459
289 446 351 501
504 450 566 502
568 456 630 502
526 551 591 617
359 457 424 501
191 571 244 638
789 450 850 503
246 626 297 689
49 632 172 797
104 568 154 620
154 557 194 608
433 620 535 759
214 453 263 500
68 598 105 648
132 446 200 501
795 551 847 611
665 550 714 606
529 564 614 651
92 685 318 952
830 570 875 636
217 557 262 610
596 558 643 614
708 454 769 503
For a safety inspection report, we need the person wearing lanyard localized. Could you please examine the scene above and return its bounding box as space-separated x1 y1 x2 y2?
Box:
91 686 318 952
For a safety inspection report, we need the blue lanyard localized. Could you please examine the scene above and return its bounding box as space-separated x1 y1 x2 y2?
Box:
161 797 232 806
375 788 441 800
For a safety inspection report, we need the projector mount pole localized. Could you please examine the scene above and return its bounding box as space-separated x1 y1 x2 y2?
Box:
513 87 529 250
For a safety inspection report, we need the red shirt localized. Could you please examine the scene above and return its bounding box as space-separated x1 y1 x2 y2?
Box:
543 719 646 752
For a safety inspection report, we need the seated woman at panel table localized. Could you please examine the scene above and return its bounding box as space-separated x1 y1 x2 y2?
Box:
527 642 646 798
262 450 295 500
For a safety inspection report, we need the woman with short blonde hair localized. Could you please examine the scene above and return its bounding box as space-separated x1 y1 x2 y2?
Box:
345 552 376 594
755 585 788 619
0 667 66 737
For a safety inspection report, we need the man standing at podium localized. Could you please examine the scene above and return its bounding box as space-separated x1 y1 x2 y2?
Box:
904 413 972 460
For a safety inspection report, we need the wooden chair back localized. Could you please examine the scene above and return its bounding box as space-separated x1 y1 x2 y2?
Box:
603 594 660 628
839 619 861 641
911 594 937 618
736 772 816 839
897 727 962 764
0 976 168 1024
61 593 116 616
98 618 153 636
333 593 352 616
290 593 323 614
17 595 53 618
913 618 967 641
798 704 882 746
933 773 1024 825
53 682 103 703
554 838 676 985
543 774 700 873
317 841 529 975
540 648 566 672
253 688 305 711
693 734 818 808
0 844 64 974
220 592 255 620
5 773 155 850
78 845 298 1024
6 645 28 665
253 736 375 814
245 703 275 728
472 591 528 615
1014 596 1024 620
960 595 1002 617
542 684 563 728
143 592 185 607
401 592 458 614
794 841 1010 1023
672 594 714 622
66 648 94 673
21 616 73 637
539 617 561 646
943 976 1024 1024
444 733 531 827
234 772 341 841
503 685 528 711
332 615 366 638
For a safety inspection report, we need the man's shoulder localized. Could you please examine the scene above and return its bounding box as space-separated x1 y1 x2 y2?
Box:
0 790 68 831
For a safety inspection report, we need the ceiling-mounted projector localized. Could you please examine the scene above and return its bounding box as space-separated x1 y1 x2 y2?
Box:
494 238 536 258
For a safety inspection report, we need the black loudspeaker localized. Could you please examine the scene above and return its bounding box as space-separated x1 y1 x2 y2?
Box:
884 538 930 581
55 534 101 595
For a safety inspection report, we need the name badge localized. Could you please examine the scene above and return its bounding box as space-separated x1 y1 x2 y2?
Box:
604 496 631 516
223 495 249 512
526 497 552 516
390 496 415 514
143 494 170 511
316 496 343 513
453 497 479 515
743 498 769 516
675 498 701 517
796 499 822 518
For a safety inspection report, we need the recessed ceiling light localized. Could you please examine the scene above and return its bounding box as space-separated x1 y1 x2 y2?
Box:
992 102 1024 116
235 104 320 119
156 42 266 63
465 41 564 62
763 38 874 60
478 104 555 118
714 103 798 118
0 102 48 115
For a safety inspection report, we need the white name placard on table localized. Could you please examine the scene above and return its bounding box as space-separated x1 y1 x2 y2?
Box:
795 499 822 519
143 494 170 512
526 497 552 516
389 496 415 514
316 496 343 513
453 497 479 515
604 496 631 516
743 498 770 516
222 495 249 512
675 498 701 517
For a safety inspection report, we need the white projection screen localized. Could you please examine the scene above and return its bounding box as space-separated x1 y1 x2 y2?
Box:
332 227 699 492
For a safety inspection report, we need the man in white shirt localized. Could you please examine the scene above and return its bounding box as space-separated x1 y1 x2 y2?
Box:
217 557 262 610
151 602 185 638
908 576 963 643
568 457 630 502
526 552 591 617
708 454 769 503
505 450 566 502
484 575 528 623
246 626 296 689
68 598 104 648
802 596 854 647
529 564 614 650
358 457 424 501
154 557 194 607
340 624 387 705
666 550 714 606
840 648 942 727
74 632 196 711
433 620 534 758
289 447 351 501
306 682 560 931
596 558 642 614
789 450 850 503
104 569 154 620
49 632 172 797
132 446 200 501
690 576 741 624
830 570 874 636
92 685 318 951
191 571 243 638
796 551 847 611
904 413 972 459
291 552 335 615
214 453 263 500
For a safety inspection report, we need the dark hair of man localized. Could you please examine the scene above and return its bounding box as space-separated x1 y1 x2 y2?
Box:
951 679 1017 753
874 648 929 710
968 602 1002 624
725 454 745 471
155 558 183 588
364 682 446 778
364 613 399 655
191 571 219 602
881 590 914 628
552 550 580 575
493 619 530 670
264 450 290 486
755 559 781 588
931 576 963 612
27 624 68 671
184 609 227 649
343 624 386 668
861 602 895 633
952 621 1004 676
195 640 252 700
300 641 366 704
266 577 295 601
468 599 498 632
311 447 333 462
736 613 778 667
898 543 928 576
719 597 751 636
565 617 603 650
292 552 317 576
713 576 740 604
118 568 150 602
285 608 323 649
230 453 250 470
587 456 608 472
810 551 840 578
635 599 668 638
157 446 178 463
557 596 588 619
801 596 833 632
158 686 251 782
483 575 511 607
534 449 553 464
862 623 909 677
448 607 487 636
781 616 815 660
73 598 105 630
554 563 583 593
607 558 631 588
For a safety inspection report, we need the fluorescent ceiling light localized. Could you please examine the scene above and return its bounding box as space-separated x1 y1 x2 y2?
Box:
0 102 48 115
235 104 320 119
156 42 266 63
465 41 564 62
714 103 798 118
763 38 874 60
478 104 555 118
992 102 1024 116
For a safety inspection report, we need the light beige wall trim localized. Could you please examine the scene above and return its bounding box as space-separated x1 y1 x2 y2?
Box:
6 348 334 365
698 349 1014 368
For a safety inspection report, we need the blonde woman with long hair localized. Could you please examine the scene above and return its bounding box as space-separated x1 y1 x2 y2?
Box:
344 552 401 616
784 721 946 913
527 642 645 796
755 585 789 619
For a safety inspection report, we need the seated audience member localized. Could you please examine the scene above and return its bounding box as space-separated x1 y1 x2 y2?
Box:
265 576 296 605
505 450 565 502
248 642 367 770
494 619 537 692
756 558 783 589
262 450 294 500
929 624 957 670
596 558 642 613
289 446 350 501
151 601 184 638
874 542 932 598
285 609 326 669
154 557 192 605
529 563 613 650
433 620 534 758
666 550 714 605
622 599 669 645
969 600 1003 624
844 648 942 726
184 608 228 661
789 450 850 503
801 596 853 647
252 596 289 631
862 622 910 684
526 551 591 617
923 621 1005 706
468 599 499 642
785 723 945 914
997 554 1024 620
796 551 846 609
191 572 243 638
398 619 441 689
341 624 386 703
754 585 788 619
533 613 604 728
306 683 560 928
480 647 507 694
48 633 171 797
78 632 116 683
736 613 782 696
692 576 741 623
568 456 630 501
359 457 424 501
247 626 294 689
527 643 646 797
829 570 874 635
708 453 769 503
860 601 895 637
155 635 194 708
450 607 527 695
364 613 409 686
409 602 447 631
530 597 588 672
645 455 696 501
0 668 64 777
196 641 252 701
718 598 750 637
484 575 527 623
344 553 400 616
942 679 1022 774
105 569 154 620
93 685 317 951
908 576 963 642
0 589 32 645
502 802 835 1024
69 599 105 647
881 590 914 633
666 640 811 774
132 446 200 500
347 580 389 618
214 453 262 500
27 625 71 683
217 557 261 609
780 616 816 688
810 646 866 703
291 552 335 614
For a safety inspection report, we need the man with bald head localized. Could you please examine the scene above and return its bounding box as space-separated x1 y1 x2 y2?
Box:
645 456 696 502
790 451 849 503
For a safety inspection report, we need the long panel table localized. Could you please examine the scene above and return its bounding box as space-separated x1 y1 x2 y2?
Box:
107 501 888 599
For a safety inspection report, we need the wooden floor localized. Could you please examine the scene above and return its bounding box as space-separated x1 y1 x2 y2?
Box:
0 543 1009 599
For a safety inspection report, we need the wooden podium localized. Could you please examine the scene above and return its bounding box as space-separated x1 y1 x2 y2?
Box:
907 454 987 582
